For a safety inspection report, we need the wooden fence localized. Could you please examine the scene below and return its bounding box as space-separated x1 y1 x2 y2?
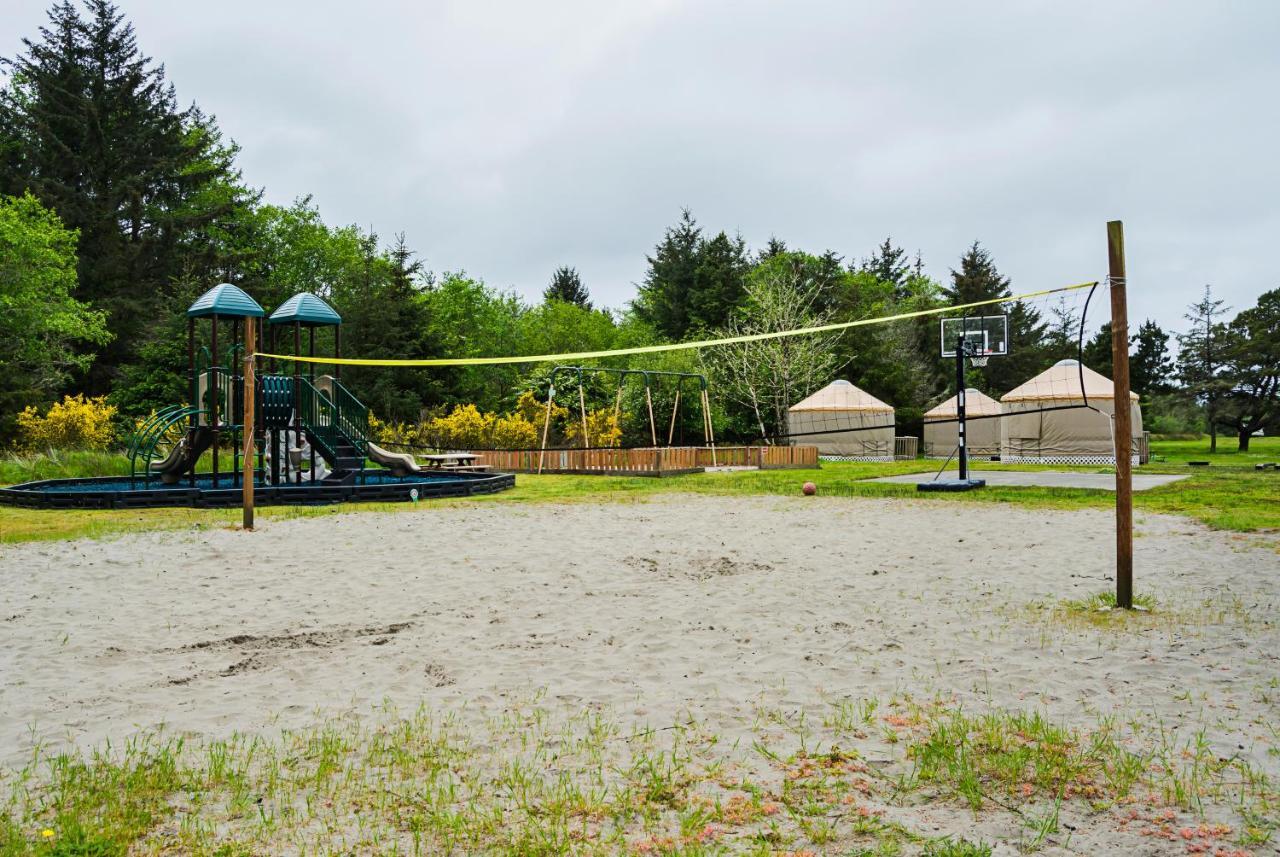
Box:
475 445 818 475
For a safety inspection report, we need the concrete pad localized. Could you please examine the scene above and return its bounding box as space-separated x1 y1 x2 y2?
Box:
868 470 1190 492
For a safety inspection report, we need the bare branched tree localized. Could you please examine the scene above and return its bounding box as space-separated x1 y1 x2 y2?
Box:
702 265 842 441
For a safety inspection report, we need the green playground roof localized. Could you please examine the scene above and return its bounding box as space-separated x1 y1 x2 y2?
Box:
268 292 342 326
186 283 265 318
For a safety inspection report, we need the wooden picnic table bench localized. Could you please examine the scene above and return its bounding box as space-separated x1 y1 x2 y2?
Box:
421 453 480 469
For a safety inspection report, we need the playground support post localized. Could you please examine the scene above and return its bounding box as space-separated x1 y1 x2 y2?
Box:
701 387 717 466
1108 220 1134 609
242 316 256 531
645 384 657 447
537 386 555 474
667 387 681 446
578 381 590 448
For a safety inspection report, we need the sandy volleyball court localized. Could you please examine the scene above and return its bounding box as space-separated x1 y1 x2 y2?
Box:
2 495 1278 851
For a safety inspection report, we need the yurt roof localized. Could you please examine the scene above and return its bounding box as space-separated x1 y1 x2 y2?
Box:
1001 359 1139 402
789 380 894 413
924 388 1002 419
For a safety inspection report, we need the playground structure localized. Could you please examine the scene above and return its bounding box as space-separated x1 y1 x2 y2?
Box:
0 285 513 509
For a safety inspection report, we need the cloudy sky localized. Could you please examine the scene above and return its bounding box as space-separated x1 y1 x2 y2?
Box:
4 0 1278 336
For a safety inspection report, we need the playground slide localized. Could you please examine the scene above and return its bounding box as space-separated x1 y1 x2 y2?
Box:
152 426 215 484
365 442 422 476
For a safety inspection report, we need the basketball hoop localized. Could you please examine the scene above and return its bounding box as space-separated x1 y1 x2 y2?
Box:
970 355 989 367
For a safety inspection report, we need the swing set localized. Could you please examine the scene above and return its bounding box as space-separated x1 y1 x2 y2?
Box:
537 365 717 472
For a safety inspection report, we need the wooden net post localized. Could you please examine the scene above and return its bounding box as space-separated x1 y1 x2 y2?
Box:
578 380 590 448
1108 220 1134 609
242 316 256 531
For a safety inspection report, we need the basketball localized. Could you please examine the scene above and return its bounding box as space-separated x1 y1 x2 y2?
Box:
802 481 817 496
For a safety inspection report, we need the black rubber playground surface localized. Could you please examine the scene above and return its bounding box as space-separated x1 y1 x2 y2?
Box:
0 469 514 510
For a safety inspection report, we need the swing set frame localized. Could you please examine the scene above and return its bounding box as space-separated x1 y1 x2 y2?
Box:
537 365 717 473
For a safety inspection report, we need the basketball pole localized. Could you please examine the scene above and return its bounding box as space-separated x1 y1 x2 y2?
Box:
1107 220 1134 609
242 315 256 531
955 337 969 482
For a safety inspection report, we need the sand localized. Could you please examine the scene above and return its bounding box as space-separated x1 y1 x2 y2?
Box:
2 495 1278 851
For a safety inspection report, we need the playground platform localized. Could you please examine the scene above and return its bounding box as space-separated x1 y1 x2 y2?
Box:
0 469 514 510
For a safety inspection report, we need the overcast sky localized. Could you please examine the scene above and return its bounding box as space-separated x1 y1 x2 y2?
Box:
4 0 1278 337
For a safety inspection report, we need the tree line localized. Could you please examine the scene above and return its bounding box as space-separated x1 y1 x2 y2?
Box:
1 1 1275 450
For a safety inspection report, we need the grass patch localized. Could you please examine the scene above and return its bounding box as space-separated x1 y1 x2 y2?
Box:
1 698 1274 854
1062 591 1158 613
3 439 1278 546
1016 589 1264 635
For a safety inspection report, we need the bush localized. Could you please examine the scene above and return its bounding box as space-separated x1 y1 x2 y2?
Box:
427 404 494 450
15 394 117 452
563 409 622 448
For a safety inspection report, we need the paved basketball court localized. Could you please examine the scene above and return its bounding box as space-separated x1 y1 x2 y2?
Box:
868 470 1189 492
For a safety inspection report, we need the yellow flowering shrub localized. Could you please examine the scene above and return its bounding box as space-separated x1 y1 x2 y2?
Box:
427 404 495 450
15 394 118 452
367 413 430 448
514 390 567 426
491 413 539 449
563 409 622 448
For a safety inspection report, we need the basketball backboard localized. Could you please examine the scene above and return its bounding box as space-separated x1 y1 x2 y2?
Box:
940 315 1008 358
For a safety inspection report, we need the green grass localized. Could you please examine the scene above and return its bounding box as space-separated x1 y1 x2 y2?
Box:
0 698 1272 855
2 438 1277 545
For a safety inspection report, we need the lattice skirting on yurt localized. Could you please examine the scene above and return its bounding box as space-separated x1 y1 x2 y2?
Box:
819 455 895 463
1000 454 1141 465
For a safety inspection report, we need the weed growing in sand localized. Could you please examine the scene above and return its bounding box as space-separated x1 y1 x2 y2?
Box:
1 698 1276 855
1014 589 1263 637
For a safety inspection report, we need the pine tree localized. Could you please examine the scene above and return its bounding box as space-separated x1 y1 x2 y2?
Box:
1131 320 1174 397
0 0 254 393
943 242 1046 393
543 266 591 308
688 230 749 330
633 209 701 339
860 236 910 298
758 236 788 261
1043 297 1081 363
1176 285 1231 451
1082 322 1113 378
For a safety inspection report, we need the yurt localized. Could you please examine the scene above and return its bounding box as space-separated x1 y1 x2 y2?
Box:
923 388 1001 459
1000 359 1143 463
787 380 895 460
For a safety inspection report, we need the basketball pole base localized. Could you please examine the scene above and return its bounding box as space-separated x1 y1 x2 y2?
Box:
917 478 986 492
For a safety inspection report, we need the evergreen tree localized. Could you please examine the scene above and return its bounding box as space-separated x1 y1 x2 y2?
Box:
633 209 701 339
1131 320 1174 397
1176 285 1232 451
1042 297 1082 363
943 242 1046 393
1082 322 1113 378
860 236 910 299
688 230 749 330
758 236 788 261
0 0 255 393
543 265 591 308
1083 319 1172 397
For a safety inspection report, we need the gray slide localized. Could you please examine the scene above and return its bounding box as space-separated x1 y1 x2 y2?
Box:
366 442 423 476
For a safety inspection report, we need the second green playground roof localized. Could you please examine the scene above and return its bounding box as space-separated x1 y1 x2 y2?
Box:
269 292 342 326
186 283 265 318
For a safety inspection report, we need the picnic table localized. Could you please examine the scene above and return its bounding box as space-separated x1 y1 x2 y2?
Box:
421 453 489 471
